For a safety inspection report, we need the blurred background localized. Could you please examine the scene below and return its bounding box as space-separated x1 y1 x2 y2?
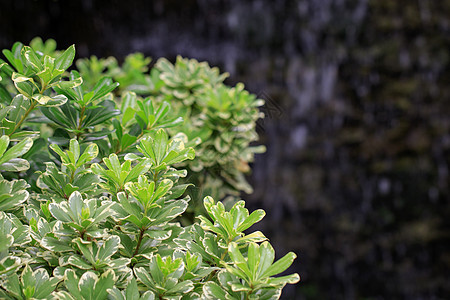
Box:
1 0 449 298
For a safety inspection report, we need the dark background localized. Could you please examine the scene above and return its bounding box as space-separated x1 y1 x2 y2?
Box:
1 0 449 299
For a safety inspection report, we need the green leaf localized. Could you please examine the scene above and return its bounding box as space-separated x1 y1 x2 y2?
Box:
235 231 267 244
77 143 99 167
228 242 252 279
166 280 194 294
106 287 125 300
3 43 24 73
9 131 39 142
40 104 76 128
3 273 22 299
0 179 29 210
12 73 37 98
97 235 120 261
0 158 30 172
90 77 120 103
107 278 141 300
236 209 266 232
41 236 74 252
56 76 84 90
21 265 35 290
83 100 120 127
69 138 80 162
147 229 172 240
23 46 43 71
141 291 156 300
55 44 75 71
0 106 13 123
68 255 92 270
48 202 72 222
79 271 97 300
120 133 137 151
1 137 33 161
41 94 68 107
134 267 155 289
265 274 300 286
30 37 57 55
153 129 168 164
261 251 297 279
33 269 60 298
93 270 116 300
0 136 9 157
125 278 140 300
256 241 274 279
0 137 33 171
117 192 142 223
247 242 259 279
0 256 21 276
64 270 83 299
124 158 152 183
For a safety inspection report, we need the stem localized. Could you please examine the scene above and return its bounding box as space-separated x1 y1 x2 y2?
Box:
245 286 254 300
133 228 146 257
137 128 146 140
40 82 48 93
8 101 37 136
153 170 159 182
220 246 229 261
76 106 86 140
70 168 76 183
8 79 50 137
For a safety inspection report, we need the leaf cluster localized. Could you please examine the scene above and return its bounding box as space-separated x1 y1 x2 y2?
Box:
0 38 298 299
76 53 266 212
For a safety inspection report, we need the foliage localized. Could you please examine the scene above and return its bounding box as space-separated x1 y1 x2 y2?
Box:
0 39 298 299
77 53 266 212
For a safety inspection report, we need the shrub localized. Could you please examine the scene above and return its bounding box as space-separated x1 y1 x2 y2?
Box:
0 39 299 299
77 53 266 210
